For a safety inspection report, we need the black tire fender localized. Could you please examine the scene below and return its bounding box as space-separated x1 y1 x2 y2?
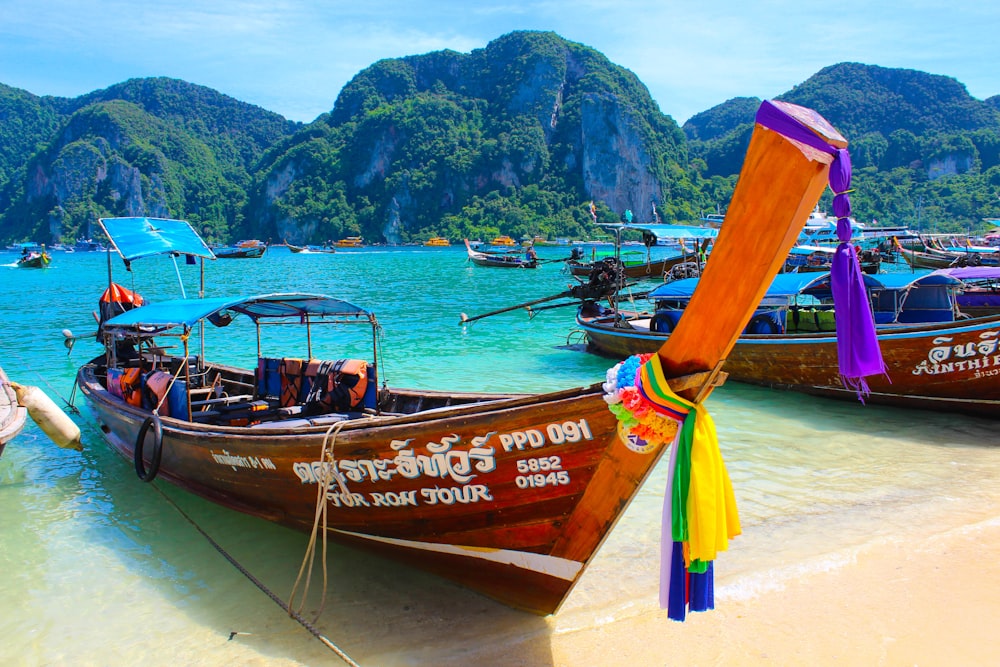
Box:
135 414 163 482
650 313 674 333
747 313 780 334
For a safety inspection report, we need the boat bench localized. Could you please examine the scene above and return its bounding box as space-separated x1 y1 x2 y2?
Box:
189 398 278 425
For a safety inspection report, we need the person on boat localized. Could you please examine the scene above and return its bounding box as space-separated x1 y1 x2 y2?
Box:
525 244 538 263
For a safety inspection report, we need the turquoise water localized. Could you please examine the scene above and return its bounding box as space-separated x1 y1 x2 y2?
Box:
1 246 999 666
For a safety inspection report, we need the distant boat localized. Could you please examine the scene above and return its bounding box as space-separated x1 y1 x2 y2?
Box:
424 237 451 247
213 240 267 259
288 243 336 254
489 235 517 247
73 239 107 252
335 236 365 248
465 239 537 268
16 249 51 268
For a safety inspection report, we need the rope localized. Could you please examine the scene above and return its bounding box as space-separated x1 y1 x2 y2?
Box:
288 419 356 620
6 347 80 414
150 482 361 667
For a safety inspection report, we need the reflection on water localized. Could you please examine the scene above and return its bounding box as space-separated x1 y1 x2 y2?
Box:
2 249 999 665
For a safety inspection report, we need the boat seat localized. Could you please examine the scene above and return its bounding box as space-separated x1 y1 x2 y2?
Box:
189 394 255 410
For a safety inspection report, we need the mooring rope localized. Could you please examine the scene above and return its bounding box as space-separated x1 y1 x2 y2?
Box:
7 347 81 413
151 482 361 667
288 418 357 621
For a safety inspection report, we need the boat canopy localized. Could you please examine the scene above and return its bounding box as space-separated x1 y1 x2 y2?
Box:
102 293 372 334
932 266 1000 282
649 270 960 303
597 222 718 243
649 272 855 301
99 217 216 261
628 223 719 242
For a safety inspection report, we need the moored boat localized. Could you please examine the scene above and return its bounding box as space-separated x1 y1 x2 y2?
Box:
213 239 267 259
75 100 851 615
424 237 451 247
287 242 336 254
465 239 538 268
577 270 1000 417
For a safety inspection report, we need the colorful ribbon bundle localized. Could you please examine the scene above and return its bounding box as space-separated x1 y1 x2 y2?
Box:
604 353 741 621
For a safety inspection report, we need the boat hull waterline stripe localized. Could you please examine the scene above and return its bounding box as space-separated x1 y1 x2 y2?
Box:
332 529 583 581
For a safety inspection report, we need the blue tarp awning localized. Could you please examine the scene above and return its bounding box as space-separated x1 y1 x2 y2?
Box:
647 270 952 303
599 222 719 242
99 217 216 261
103 293 371 334
649 272 836 300
932 266 1000 282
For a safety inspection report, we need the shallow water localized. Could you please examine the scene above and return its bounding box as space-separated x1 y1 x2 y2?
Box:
1 246 998 666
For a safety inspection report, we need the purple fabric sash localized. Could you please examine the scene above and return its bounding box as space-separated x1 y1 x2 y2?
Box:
756 100 886 397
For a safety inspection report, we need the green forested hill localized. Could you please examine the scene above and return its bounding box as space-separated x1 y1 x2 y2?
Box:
0 77 300 243
2 37 999 245
685 63 1000 230
248 31 700 245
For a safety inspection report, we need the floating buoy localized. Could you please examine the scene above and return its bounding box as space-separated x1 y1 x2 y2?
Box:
9 382 82 450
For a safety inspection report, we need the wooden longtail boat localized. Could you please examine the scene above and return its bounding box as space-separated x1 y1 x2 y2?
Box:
76 100 843 614
16 250 51 268
465 239 538 268
577 269 1000 418
213 240 267 259
896 236 1000 269
565 225 716 280
287 243 336 254
0 366 27 457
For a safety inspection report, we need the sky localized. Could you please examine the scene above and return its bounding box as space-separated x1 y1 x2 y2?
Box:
1 0 997 125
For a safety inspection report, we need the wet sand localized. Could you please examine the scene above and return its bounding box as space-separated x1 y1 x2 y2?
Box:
456 517 1000 666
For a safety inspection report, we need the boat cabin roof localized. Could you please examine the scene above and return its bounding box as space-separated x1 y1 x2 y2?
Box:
649 269 964 302
102 293 372 335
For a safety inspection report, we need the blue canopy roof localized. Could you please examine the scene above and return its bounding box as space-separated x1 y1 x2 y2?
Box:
99 217 216 261
649 272 836 300
103 293 372 333
932 266 1000 281
648 270 956 302
599 222 718 242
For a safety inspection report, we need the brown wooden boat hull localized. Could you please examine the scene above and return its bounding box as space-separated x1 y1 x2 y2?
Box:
79 363 669 614
578 313 1000 418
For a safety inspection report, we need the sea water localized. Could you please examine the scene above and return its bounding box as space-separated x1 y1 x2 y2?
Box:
1 246 998 666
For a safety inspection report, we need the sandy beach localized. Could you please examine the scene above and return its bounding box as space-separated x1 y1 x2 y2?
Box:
517 516 1000 667
398 512 1000 667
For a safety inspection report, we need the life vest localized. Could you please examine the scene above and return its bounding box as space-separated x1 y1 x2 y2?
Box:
121 367 144 407
279 358 305 407
304 359 369 412
144 370 173 416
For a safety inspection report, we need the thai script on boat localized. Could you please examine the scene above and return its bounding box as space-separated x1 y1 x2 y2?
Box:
210 449 277 471
292 433 495 486
913 329 1000 376
291 418 594 486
